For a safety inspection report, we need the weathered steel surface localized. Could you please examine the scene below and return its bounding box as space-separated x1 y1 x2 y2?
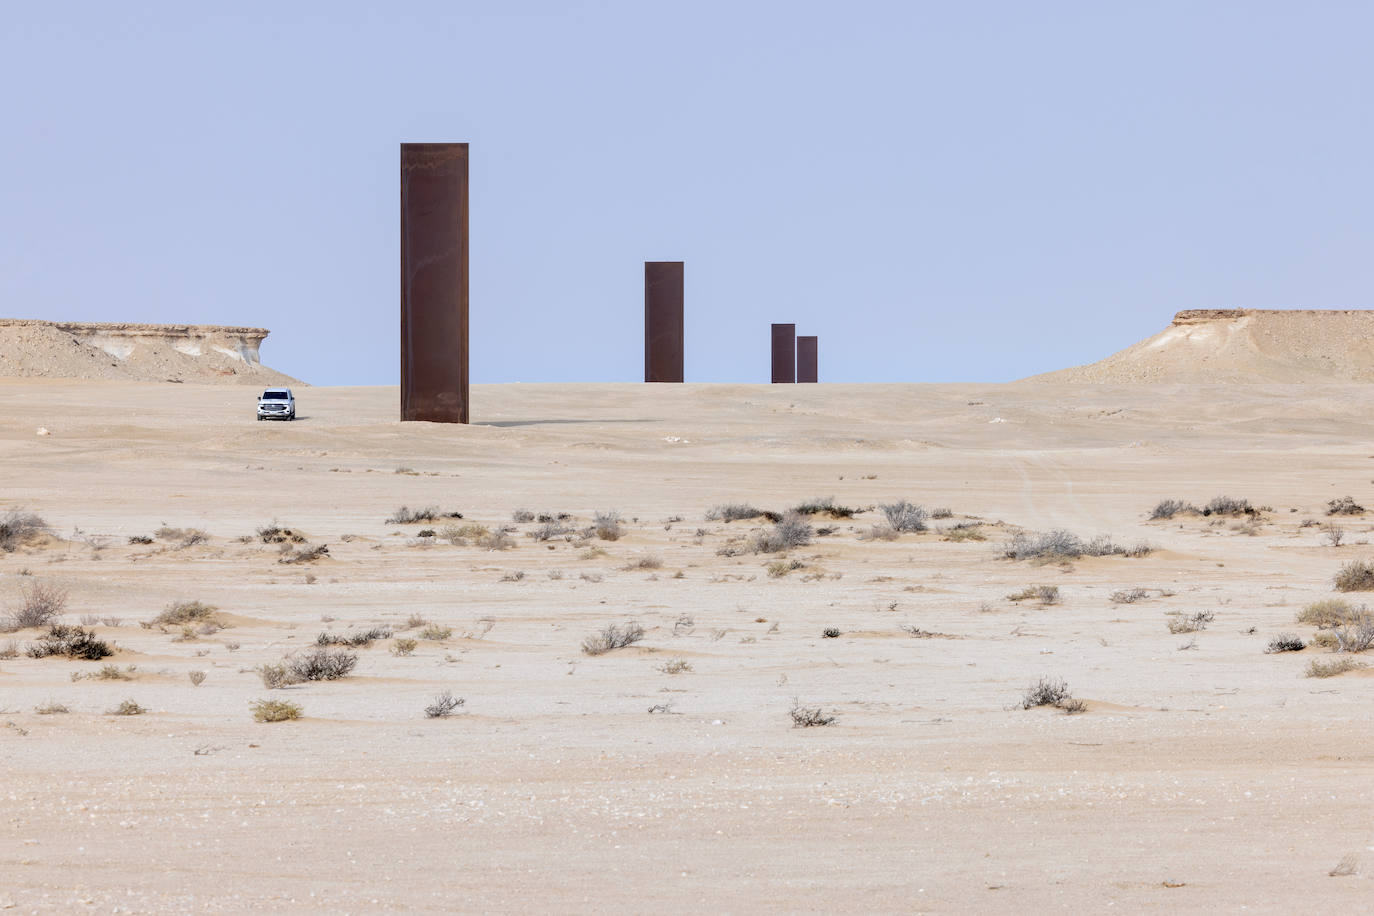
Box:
797 335 818 383
400 142 469 423
771 323 796 383
644 261 684 382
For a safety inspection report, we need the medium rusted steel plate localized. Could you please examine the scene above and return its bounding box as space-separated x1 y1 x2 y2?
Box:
644 261 684 382
771 323 796 383
797 335 818 383
401 142 469 423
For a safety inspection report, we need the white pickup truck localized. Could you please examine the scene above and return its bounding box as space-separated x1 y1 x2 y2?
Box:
256 388 296 421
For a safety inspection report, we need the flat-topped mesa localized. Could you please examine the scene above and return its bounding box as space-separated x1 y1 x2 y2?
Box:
0 319 299 384
1172 309 1250 324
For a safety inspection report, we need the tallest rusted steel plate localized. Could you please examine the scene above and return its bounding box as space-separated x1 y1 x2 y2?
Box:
771 323 796 383
644 261 684 382
401 142 469 423
797 335 818 383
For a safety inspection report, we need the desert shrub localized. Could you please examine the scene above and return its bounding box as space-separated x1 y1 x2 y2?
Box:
256 523 306 544
880 500 928 533
1203 495 1255 517
128 535 153 545
512 509 536 523
287 647 358 681
6 581 68 630
1110 588 1150 604
593 511 624 541
581 621 645 655
657 658 692 674
107 699 146 716
792 497 859 519
789 699 837 727
1020 677 1080 712
424 691 465 718
1167 611 1214 634
1328 496 1365 516
1265 634 1305 653
279 544 329 564
404 613 427 629
188 670 207 686
152 600 218 627
931 507 954 519
705 504 776 523
251 698 302 722
84 664 133 680
1004 530 1146 561
821 627 841 638
1008 585 1060 605
1307 657 1365 678
316 626 392 648
1331 612 1374 653
625 554 662 570
861 525 900 541
418 624 452 641
766 559 803 578
751 512 813 554
529 520 572 541
536 512 572 523
1149 499 1198 520
1335 560 1374 592
156 526 208 547
391 637 418 656
0 640 17 659
34 700 69 715
387 506 462 524
26 624 112 660
477 527 516 551
0 509 47 552
1322 523 1346 547
256 663 299 689
1297 598 1359 628
943 524 986 542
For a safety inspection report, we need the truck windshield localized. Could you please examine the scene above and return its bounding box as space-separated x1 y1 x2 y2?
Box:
262 392 288 400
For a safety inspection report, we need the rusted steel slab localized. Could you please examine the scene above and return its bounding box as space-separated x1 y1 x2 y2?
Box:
797 335 818 383
644 261 684 382
400 142 469 423
771 323 796 383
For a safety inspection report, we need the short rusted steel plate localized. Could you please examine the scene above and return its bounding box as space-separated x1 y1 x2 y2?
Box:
644 261 684 382
797 335 818 383
771 323 796 383
401 142 469 423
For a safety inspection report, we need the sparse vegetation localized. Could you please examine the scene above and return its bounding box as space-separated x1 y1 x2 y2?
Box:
581 621 645 655
792 497 860 519
156 526 208 547
26 624 112 660
706 503 777 523
390 637 417 656
418 624 452 641
287 647 358 681
251 698 302 722
1331 611 1374 653
943 524 986 542
1149 499 1198 520
34 700 69 715
512 509 536 523
1322 523 1346 547
152 600 218 627
256 663 298 689
477 527 517 551
386 506 462 525
1328 496 1365 516
751 512 813 553
1008 584 1061 605
626 554 663 570
257 523 306 544
766 558 804 577
1004 530 1150 561
424 691 465 718
879 500 928 533
1166 611 1215 634
5 581 68 630
789 699 837 727
593 511 624 540
1266 634 1305 653
1298 598 1360 628
861 525 899 541
279 544 329 564
1308 657 1365 678
107 699 147 716
1335 559 1374 592
1110 587 1150 604
188 670 207 686
1020 677 1084 713
657 657 692 674
0 509 48 552
821 627 841 638
316 626 392 648
529 520 572 541
128 535 153 545
1204 495 1256 517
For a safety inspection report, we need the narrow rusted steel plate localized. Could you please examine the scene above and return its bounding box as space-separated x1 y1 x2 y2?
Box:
797 335 818 383
644 261 684 382
401 143 469 423
771 323 796 383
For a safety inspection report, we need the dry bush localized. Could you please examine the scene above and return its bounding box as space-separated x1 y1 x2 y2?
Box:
861 524 900 541
279 544 329 564
581 621 645 655
256 663 299 689
1021 677 1083 713
500 570 525 582
657 657 692 674
766 559 803 578
792 497 860 519
288 647 358 681
1110 587 1150 604
26 624 112 660
404 613 428 629
706 503 777 523
156 526 208 547
512 509 536 523
592 510 624 541
477 527 516 551
1008 584 1060 605
1332 612 1374 653
418 624 452 641
943 524 986 542
391 637 417 656
386 506 462 525
751 512 813 554
74 664 134 681
625 554 662 570
34 700 69 715
188 670 206 686
880 500 928 533
1298 599 1359 628
1265 634 1305 653
107 699 146 716
424 691 464 718
316 626 392 648
251 698 302 722
788 699 837 727
127 535 153 545
152 600 218 627
256 523 306 544
1322 523 1346 547
931 507 954 519
1328 496 1365 516
1335 560 1374 592
0 509 47 552
1167 611 1214 634
821 627 841 638
1148 499 1198 520
1204 495 1256 517
1307 657 1364 678
0 640 17 659
529 520 572 541
1004 530 1148 561
5 581 68 630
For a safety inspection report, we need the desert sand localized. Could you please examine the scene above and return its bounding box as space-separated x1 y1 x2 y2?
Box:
4 371 1374 913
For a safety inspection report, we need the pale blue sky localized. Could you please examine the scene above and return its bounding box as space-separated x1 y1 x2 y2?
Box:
3 2 1371 385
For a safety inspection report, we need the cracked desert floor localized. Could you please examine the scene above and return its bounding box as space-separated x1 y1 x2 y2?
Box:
3 378 1373 912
